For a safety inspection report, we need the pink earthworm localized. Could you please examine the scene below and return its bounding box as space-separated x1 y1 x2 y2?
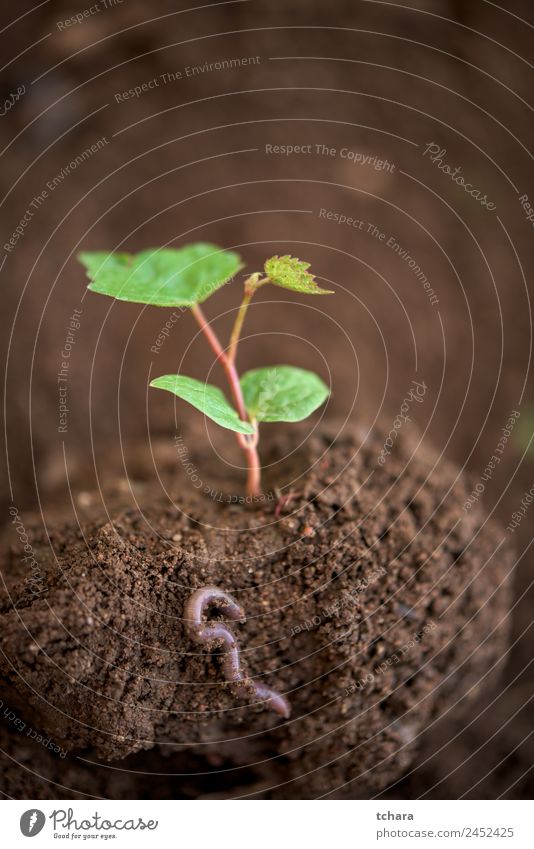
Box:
184 585 290 719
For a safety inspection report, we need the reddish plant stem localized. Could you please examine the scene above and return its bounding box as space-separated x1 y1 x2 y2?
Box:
191 303 261 496
244 449 261 499
191 304 246 420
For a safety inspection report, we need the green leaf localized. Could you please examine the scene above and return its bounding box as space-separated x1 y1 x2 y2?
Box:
241 366 329 422
149 375 254 434
79 243 243 307
264 255 334 295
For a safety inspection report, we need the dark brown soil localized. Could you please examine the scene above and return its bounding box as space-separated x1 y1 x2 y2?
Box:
0 421 511 798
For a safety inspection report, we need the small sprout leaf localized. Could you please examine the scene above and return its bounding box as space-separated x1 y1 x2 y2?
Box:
241 366 329 422
150 375 255 434
79 243 243 307
264 255 334 295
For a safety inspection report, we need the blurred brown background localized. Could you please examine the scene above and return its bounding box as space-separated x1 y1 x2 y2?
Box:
1 0 533 798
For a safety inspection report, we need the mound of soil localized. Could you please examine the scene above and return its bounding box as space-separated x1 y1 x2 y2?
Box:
0 422 511 798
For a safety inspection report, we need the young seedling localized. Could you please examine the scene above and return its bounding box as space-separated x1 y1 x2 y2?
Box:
79 244 333 496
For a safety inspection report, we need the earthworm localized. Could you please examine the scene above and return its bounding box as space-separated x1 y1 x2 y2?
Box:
184 585 290 719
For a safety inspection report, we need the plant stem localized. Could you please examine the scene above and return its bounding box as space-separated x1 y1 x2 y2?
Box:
191 303 261 496
228 288 253 364
228 275 268 364
244 441 261 497
191 304 246 418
